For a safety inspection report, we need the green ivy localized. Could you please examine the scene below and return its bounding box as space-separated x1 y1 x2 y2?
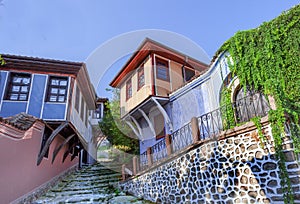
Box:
0 55 5 66
220 87 236 130
217 4 300 203
251 116 266 148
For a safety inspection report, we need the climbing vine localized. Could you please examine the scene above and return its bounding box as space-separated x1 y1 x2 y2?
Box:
217 4 300 203
0 55 4 66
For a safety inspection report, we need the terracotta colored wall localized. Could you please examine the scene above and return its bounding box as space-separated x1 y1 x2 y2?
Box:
0 123 78 204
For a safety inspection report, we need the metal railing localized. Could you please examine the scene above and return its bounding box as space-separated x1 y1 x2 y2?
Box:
198 92 270 140
139 150 148 171
151 138 167 163
170 123 193 152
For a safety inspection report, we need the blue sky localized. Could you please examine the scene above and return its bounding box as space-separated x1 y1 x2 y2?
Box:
0 0 299 97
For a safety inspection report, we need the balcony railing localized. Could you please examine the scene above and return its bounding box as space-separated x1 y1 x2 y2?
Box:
151 138 168 163
170 123 193 152
133 92 270 174
139 150 148 171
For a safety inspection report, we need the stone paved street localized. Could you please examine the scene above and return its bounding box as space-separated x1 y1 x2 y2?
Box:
34 162 152 204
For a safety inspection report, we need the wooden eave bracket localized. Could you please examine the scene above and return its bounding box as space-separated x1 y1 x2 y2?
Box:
37 122 69 166
51 134 75 164
151 97 173 132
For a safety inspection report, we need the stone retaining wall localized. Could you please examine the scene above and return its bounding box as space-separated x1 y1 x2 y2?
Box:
120 123 300 203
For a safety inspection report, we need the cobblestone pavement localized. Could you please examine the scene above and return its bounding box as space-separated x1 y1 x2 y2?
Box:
33 162 152 204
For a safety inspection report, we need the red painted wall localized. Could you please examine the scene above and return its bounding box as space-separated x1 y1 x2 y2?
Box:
0 123 78 204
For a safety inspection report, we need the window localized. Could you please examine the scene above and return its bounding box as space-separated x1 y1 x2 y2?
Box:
46 76 68 102
80 97 85 120
5 72 31 101
137 66 145 90
126 79 132 100
156 58 169 81
183 67 195 82
234 87 270 123
93 104 102 119
75 85 80 112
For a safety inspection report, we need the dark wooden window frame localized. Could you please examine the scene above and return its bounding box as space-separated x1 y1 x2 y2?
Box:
46 76 68 103
182 66 195 82
156 57 169 82
75 85 80 112
137 65 145 90
5 72 31 101
126 78 132 100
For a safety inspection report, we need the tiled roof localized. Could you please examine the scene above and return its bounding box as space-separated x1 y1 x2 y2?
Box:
0 112 40 131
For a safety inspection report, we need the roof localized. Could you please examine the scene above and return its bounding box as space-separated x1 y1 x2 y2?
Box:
0 112 41 131
110 38 209 87
1 54 84 76
96 98 109 103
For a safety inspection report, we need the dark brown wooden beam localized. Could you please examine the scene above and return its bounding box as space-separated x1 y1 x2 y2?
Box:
37 122 69 166
51 134 75 164
62 142 76 163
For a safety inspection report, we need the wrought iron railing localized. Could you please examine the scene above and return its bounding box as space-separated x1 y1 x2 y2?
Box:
170 123 193 152
198 92 270 140
139 150 148 171
151 138 167 163
234 92 270 123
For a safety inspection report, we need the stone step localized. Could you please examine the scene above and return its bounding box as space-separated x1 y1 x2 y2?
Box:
34 162 152 204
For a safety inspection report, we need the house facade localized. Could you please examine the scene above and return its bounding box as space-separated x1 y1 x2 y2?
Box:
0 54 102 203
110 38 210 154
111 39 270 161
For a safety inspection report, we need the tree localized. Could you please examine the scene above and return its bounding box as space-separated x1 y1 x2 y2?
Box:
99 88 139 155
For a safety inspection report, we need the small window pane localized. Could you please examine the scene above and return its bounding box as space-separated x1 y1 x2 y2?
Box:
19 94 27 100
21 86 28 93
10 94 18 100
13 77 22 83
60 80 67 86
59 89 66 94
12 86 20 92
51 88 58 94
51 79 59 85
58 96 65 102
50 95 57 102
22 78 30 84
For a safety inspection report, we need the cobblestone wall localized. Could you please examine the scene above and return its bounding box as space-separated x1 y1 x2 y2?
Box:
120 123 300 203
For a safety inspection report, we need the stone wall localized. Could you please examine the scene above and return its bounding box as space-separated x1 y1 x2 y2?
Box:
120 122 300 203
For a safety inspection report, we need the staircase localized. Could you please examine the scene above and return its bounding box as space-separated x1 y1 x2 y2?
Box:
34 162 150 203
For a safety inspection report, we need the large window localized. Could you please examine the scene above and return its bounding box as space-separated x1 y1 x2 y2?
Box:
126 79 132 100
46 76 68 102
137 65 145 90
5 72 31 101
156 58 169 81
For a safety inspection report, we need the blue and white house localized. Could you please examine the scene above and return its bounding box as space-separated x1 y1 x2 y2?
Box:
0 54 101 165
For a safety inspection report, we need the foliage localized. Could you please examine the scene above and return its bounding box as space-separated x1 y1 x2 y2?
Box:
220 87 236 129
251 116 265 148
99 88 139 156
217 4 300 202
0 55 5 66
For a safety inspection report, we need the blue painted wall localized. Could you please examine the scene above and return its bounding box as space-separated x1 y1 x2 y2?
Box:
170 86 207 131
0 71 7 101
1 101 27 117
42 103 66 120
27 75 47 117
0 72 68 120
